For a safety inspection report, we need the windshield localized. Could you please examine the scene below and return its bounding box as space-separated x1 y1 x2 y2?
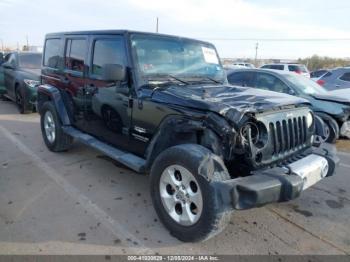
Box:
130 34 225 83
285 74 328 95
18 53 42 69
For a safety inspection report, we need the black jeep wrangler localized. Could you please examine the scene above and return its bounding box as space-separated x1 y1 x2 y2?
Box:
37 30 338 242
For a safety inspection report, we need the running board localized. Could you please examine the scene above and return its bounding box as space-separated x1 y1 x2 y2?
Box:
62 126 146 173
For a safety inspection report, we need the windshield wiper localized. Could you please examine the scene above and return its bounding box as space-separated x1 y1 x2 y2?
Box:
204 76 221 84
146 74 190 85
185 75 222 84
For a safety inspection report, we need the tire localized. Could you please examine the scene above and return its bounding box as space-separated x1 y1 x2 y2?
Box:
150 144 232 242
15 85 31 114
323 119 338 144
40 101 73 152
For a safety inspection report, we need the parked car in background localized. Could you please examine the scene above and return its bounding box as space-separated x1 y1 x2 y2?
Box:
232 62 255 68
2 51 42 113
260 63 310 78
316 67 350 90
227 68 350 143
0 52 4 65
310 69 330 81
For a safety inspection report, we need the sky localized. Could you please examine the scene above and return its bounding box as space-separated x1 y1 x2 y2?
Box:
0 0 350 59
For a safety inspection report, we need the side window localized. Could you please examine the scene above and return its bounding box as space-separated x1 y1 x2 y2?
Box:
44 38 61 68
65 39 86 72
8 54 16 67
255 73 289 93
261 65 271 69
339 72 350 82
91 38 126 77
270 65 284 70
227 72 253 87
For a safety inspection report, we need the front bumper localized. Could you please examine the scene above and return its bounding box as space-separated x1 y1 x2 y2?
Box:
215 144 339 210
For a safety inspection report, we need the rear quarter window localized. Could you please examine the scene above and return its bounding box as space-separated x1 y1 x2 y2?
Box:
44 38 61 68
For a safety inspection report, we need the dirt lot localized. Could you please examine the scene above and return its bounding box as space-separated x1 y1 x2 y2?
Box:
0 99 350 255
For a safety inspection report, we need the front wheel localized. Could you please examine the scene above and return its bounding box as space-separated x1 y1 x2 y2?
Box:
150 144 232 242
15 86 31 114
40 101 73 152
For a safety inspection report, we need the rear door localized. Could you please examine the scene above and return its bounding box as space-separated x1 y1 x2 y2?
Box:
62 36 88 125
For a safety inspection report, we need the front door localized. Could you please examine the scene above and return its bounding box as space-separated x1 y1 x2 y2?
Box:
83 35 133 151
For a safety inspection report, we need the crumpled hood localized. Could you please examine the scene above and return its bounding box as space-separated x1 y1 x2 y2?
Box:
312 89 350 105
148 84 310 122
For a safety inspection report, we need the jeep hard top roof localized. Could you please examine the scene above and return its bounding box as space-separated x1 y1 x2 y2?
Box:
45 30 213 46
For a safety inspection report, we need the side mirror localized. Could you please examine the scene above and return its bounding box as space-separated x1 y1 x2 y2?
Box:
3 62 15 69
101 64 126 82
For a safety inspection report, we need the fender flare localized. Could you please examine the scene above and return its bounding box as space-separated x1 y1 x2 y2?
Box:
37 84 71 126
314 112 339 140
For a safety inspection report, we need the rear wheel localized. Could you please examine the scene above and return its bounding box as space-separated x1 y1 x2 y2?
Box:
40 101 73 152
150 144 232 242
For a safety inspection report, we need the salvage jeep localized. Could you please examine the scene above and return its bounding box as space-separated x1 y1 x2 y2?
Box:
37 30 338 242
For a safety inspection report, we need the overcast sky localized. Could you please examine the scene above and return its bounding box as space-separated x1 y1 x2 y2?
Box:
0 0 349 59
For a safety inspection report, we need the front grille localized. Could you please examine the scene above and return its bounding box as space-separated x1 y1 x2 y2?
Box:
269 116 308 156
254 107 313 166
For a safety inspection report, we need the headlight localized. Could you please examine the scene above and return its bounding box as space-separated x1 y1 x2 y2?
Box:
24 79 40 88
306 112 314 128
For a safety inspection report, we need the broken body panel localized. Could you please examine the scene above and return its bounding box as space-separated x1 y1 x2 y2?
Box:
37 30 338 212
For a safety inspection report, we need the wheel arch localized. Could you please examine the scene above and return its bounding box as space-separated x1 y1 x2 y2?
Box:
37 85 71 126
144 114 229 172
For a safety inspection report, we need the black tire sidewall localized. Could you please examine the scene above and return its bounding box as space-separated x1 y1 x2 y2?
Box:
40 102 61 151
150 145 229 242
324 120 337 143
15 86 25 114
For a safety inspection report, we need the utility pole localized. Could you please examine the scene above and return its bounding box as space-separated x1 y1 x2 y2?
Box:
156 17 159 33
254 42 259 66
26 35 29 50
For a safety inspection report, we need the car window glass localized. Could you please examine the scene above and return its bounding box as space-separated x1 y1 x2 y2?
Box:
288 65 307 73
92 38 126 76
65 39 86 72
322 71 332 78
270 65 284 70
311 70 327 78
339 72 350 82
18 53 42 69
261 65 270 69
227 72 253 87
44 39 61 68
8 54 16 67
256 73 289 93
